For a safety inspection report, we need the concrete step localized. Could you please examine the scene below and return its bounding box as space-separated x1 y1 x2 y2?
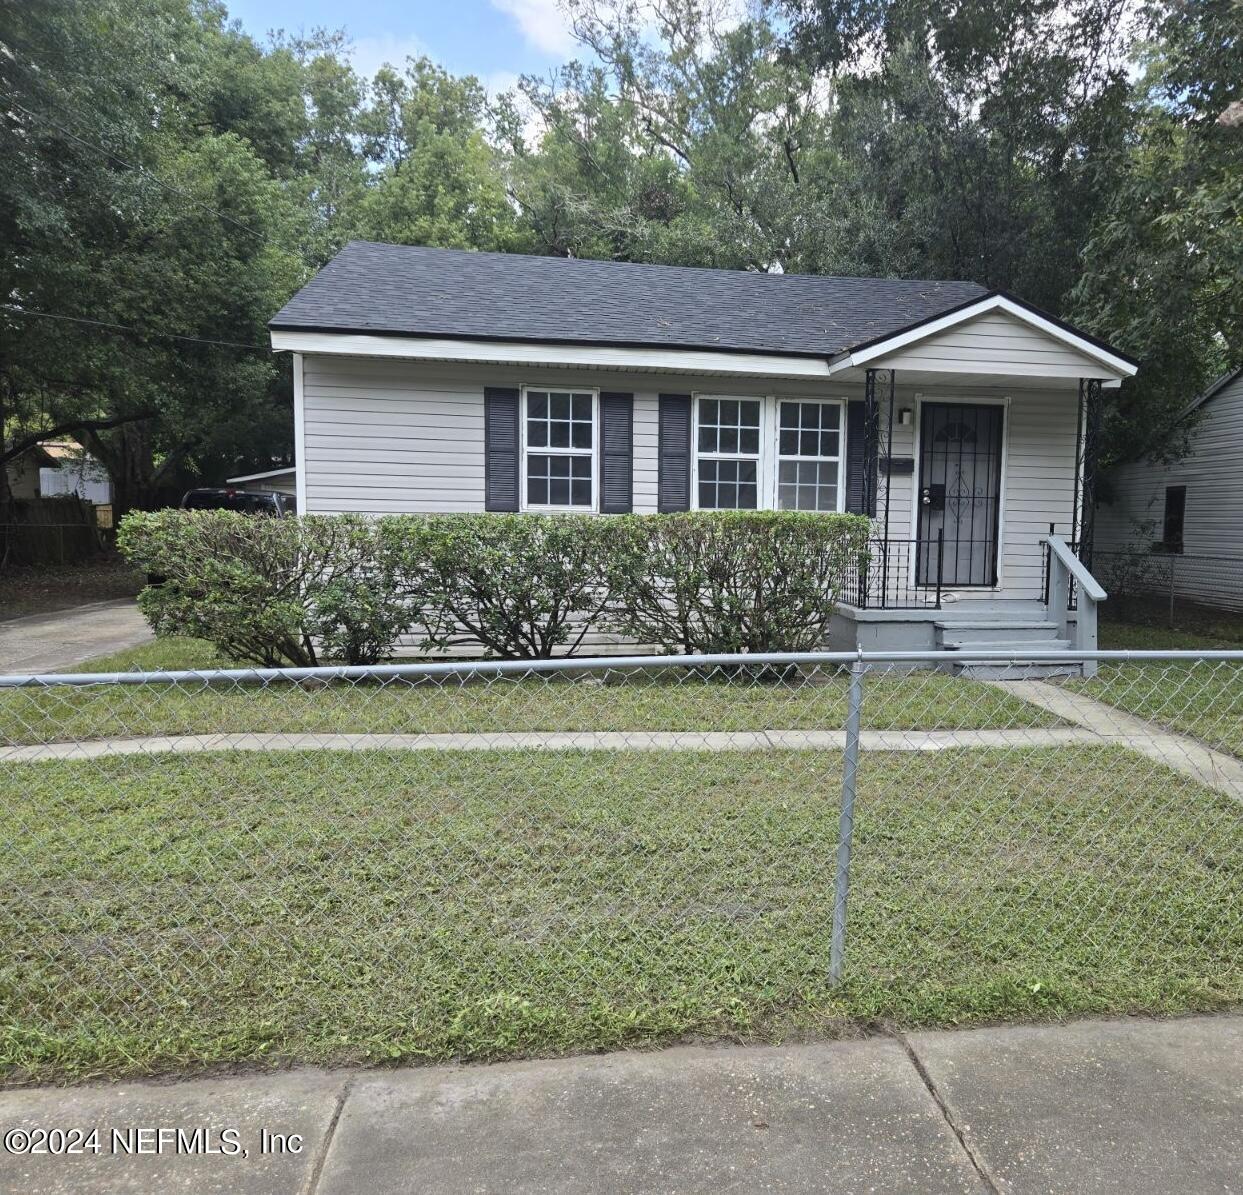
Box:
940 637 1073 653
954 661 1084 679
934 620 1064 648
934 619 1060 632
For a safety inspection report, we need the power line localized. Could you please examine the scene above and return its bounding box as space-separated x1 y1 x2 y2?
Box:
2 306 269 352
1 83 276 247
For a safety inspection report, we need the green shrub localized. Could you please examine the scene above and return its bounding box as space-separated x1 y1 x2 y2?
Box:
118 511 412 667
119 509 869 667
604 511 871 655
381 513 620 660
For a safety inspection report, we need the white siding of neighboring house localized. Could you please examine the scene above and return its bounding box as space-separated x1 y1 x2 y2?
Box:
39 458 113 504
300 353 1086 605
1095 371 1243 610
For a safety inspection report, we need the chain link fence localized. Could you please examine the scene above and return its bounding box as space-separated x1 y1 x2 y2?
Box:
1 648 1240 1080
1093 547 1243 624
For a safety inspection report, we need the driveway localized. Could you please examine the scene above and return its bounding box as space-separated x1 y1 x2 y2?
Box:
0 1015 1238 1194
0 600 151 674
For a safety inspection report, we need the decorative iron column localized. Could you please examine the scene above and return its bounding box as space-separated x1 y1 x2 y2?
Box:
862 369 881 519
879 368 895 540
1073 377 1103 570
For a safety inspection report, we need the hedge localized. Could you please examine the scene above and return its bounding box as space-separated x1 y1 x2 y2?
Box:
119 509 871 665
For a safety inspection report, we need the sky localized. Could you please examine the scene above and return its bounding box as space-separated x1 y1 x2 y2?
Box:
225 0 583 94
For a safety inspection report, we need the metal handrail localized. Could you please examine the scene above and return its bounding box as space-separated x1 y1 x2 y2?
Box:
852 532 945 611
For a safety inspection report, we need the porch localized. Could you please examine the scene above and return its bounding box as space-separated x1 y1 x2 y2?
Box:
820 297 1132 671
830 534 1104 674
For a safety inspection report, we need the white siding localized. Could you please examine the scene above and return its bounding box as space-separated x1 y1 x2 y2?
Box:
1096 372 1243 607
871 310 1112 379
299 354 1082 601
302 356 487 513
877 383 1078 600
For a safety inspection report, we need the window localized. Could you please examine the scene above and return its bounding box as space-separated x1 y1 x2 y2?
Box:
777 401 841 511
696 398 761 509
1162 485 1186 554
694 396 844 512
523 389 596 509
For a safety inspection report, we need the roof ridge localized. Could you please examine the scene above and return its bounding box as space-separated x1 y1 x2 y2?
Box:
337 239 984 291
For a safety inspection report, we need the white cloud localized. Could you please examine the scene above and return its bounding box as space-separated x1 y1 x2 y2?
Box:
349 33 427 82
489 0 577 55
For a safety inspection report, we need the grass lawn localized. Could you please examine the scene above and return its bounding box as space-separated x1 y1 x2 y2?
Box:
1 744 1237 1084
1070 618 1243 758
1099 617 1243 651
0 636 1067 744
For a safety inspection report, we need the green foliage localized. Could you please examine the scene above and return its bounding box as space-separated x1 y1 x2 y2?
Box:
605 512 871 654
118 510 867 666
4 0 1238 500
117 510 410 667
382 513 620 659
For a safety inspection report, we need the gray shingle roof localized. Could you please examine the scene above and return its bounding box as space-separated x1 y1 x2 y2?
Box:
270 241 989 358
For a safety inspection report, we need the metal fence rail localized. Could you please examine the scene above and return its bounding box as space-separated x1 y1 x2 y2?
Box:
1 648 1240 1077
1094 548 1243 620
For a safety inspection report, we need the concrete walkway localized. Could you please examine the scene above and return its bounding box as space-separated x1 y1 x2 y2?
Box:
997 679 1243 802
0 600 151 675
1 726 1106 763
0 1015 1238 1194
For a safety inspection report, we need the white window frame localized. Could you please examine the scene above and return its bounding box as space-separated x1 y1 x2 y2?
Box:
691 394 846 512
520 385 600 513
693 395 766 511
774 397 846 514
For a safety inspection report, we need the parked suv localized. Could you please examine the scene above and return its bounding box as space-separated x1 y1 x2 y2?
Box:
180 488 297 516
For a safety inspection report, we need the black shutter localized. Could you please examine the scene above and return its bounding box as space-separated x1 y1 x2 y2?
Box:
657 393 692 512
599 392 634 513
845 400 867 515
484 387 520 512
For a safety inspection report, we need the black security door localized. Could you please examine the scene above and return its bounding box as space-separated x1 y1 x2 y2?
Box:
916 403 1004 586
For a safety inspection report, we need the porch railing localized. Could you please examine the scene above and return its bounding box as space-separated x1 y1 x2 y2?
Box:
1043 535 1107 675
1041 536 1082 611
847 533 945 610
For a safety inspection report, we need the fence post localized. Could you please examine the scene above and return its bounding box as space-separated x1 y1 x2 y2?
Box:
830 656 865 985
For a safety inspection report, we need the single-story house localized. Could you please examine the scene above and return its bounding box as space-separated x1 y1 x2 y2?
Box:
268 242 1138 657
4 443 58 500
38 441 113 505
225 466 298 497
1095 365 1243 613
4 441 112 504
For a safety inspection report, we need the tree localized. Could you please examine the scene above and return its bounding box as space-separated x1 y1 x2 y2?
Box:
354 59 526 251
1071 0 1242 461
0 0 304 512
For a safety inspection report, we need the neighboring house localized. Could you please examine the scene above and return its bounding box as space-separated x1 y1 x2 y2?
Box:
4 441 111 504
225 467 298 497
4 444 57 500
38 442 113 505
268 242 1137 657
1096 366 1243 613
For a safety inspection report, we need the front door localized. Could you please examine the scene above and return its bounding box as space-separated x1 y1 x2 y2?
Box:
916 402 1004 587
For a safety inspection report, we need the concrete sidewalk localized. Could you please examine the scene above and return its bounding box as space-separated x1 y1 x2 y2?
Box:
0 600 151 675
1 1015 1238 1194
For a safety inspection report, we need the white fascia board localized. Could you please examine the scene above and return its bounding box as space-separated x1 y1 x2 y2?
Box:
268 330 833 380
830 295 1138 379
